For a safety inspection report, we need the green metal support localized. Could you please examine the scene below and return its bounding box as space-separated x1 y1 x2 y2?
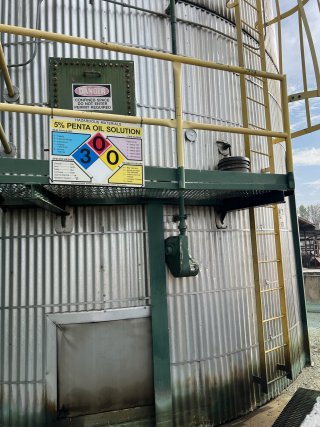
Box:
0 158 291 190
29 185 68 215
288 193 311 365
147 204 173 426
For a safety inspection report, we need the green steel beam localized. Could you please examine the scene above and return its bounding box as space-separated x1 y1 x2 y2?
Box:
29 185 68 215
147 204 173 426
0 158 49 176
220 190 291 212
0 159 290 191
288 193 311 365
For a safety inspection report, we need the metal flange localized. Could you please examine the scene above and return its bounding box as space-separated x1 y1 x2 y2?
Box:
3 85 20 102
0 143 17 157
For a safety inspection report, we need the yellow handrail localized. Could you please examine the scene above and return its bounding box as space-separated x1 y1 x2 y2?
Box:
0 103 288 140
270 0 320 144
0 24 284 81
0 24 291 173
265 0 310 26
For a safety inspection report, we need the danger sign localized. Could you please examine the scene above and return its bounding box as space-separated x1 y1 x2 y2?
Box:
72 84 113 111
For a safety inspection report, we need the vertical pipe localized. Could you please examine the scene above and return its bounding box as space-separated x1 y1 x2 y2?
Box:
275 0 283 74
281 76 294 176
173 62 184 172
256 0 275 173
288 195 311 365
147 204 173 426
298 8 312 128
297 0 320 95
233 2 251 159
0 42 15 98
170 0 187 234
169 0 177 55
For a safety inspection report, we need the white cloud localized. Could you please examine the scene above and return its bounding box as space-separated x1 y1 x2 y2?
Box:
293 147 320 165
307 179 320 187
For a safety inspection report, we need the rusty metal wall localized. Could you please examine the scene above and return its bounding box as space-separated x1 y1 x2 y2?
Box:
0 1 306 426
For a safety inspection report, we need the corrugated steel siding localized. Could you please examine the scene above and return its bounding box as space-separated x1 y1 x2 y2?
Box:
0 1 306 426
1 0 282 171
165 204 305 426
0 206 148 426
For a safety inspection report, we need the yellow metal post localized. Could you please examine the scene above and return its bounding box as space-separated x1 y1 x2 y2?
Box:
231 0 269 391
265 0 310 27
233 1 251 159
0 42 15 98
298 8 312 128
173 62 184 172
256 0 274 173
281 76 294 174
259 0 292 384
275 0 283 74
0 122 12 154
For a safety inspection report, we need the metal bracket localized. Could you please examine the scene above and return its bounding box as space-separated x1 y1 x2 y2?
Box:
221 191 288 212
214 191 291 229
252 376 268 394
216 140 231 157
214 208 227 229
55 208 74 233
28 185 68 215
3 85 20 103
277 364 292 379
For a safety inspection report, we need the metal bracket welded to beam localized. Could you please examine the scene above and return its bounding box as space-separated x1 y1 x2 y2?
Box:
28 185 68 215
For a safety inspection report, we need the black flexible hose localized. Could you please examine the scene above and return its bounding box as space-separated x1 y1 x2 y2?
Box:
7 0 44 68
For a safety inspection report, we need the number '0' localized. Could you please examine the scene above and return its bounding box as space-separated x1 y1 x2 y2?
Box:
107 150 119 165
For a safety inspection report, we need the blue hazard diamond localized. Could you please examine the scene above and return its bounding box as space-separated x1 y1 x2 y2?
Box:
72 143 99 169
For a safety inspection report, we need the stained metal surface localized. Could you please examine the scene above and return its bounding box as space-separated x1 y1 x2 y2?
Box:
0 1 307 426
57 317 154 417
164 204 305 425
0 205 148 426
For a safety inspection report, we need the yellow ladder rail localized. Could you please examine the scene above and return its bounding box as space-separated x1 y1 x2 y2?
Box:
231 0 292 393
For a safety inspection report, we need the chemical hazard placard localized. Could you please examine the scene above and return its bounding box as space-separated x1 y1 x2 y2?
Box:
72 84 113 111
50 117 144 187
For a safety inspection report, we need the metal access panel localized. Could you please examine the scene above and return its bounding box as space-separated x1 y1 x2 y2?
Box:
48 58 136 115
56 316 154 418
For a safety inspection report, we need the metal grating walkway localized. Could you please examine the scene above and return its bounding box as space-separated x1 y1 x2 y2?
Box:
273 388 320 427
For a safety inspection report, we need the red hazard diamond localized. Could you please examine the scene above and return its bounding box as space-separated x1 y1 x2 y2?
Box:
87 132 111 155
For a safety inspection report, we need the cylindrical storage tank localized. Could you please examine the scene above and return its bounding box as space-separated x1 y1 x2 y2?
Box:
0 1 308 426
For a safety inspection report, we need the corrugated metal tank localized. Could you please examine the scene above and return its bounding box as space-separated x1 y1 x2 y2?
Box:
0 1 306 426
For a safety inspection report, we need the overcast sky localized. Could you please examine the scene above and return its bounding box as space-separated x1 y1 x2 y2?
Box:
274 0 320 206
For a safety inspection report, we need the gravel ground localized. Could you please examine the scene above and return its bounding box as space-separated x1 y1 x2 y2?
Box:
281 312 320 396
223 312 320 426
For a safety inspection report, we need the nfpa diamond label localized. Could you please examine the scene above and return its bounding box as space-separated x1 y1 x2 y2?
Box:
50 117 144 187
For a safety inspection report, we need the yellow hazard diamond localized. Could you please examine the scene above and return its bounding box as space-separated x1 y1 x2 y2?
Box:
100 146 125 171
